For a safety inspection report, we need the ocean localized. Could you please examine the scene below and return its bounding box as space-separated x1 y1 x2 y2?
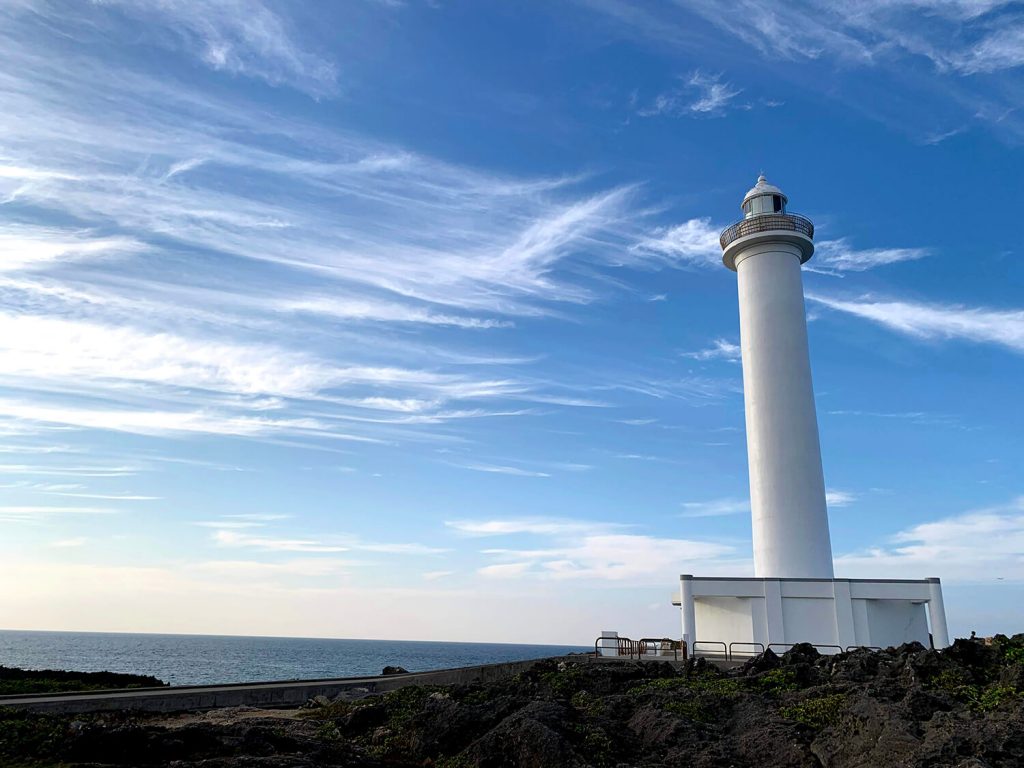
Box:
0 630 589 686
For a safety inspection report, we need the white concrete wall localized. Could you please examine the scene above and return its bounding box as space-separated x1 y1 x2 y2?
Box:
681 577 947 652
734 242 833 579
781 598 839 646
861 600 930 649
694 597 755 645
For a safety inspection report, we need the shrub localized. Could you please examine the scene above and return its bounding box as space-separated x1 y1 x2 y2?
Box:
780 694 847 729
751 668 799 694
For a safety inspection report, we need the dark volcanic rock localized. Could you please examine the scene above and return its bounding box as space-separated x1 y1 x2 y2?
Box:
380 666 408 675
3 638 1024 767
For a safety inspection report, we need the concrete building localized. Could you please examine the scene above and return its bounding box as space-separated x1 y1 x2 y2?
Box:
671 176 949 655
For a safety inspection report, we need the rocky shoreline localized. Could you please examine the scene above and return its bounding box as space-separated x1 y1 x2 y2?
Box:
2 637 1023 767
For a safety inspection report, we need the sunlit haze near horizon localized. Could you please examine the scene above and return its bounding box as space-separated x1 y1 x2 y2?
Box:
0 1 1022 644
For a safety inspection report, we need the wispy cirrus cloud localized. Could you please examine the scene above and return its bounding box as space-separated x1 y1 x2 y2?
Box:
0 9 660 456
630 218 721 268
583 0 1024 141
212 528 448 555
0 505 116 522
638 71 743 118
478 533 742 582
446 517 625 536
680 498 749 517
808 294 1024 353
681 338 741 363
811 239 929 274
826 489 856 507
445 463 551 478
10 0 339 97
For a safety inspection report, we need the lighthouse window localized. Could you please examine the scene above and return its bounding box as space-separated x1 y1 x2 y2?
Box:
773 195 783 212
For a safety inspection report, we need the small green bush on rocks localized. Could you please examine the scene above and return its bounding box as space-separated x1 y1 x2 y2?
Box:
781 694 847 729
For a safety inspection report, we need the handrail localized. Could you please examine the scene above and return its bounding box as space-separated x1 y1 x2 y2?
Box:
719 212 814 250
593 637 688 661
692 640 728 658
638 637 686 661
728 642 765 660
768 643 844 655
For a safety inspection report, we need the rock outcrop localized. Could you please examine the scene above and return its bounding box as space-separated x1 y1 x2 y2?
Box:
2 637 1024 767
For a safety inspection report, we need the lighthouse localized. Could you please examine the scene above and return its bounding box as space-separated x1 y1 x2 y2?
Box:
668 175 950 655
720 175 833 579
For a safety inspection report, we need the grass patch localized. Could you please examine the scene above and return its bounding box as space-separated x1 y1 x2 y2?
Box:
631 674 741 697
751 668 799 695
781 694 847 729
928 669 1020 711
538 665 584 698
663 699 714 723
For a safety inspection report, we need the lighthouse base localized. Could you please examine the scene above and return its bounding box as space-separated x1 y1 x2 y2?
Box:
672 575 949 657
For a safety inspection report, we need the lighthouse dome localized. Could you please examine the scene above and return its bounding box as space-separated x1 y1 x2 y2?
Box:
742 174 788 218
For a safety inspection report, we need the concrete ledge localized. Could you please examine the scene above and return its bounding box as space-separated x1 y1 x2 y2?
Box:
0 655 588 715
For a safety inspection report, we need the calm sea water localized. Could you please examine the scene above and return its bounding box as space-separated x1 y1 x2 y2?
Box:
0 630 588 687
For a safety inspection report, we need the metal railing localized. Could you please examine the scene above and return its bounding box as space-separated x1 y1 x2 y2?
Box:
593 637 687 661
728 642 766 659
692 640 728 659
719 212 814 250
594 637 887 662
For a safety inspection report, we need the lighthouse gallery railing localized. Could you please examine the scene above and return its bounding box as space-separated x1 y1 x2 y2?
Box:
719 212 814 250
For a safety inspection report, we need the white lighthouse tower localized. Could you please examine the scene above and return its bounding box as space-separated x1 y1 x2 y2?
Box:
723 175 833 579
670 176 951 655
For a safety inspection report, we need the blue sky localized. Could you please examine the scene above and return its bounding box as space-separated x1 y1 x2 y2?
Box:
1 0 1022 644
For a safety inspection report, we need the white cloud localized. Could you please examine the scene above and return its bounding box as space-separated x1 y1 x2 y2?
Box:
446 518 624 536
42 491 161 500
945 23 1024 74
279 297 513 329
0 463 139 477
0 505 115 522
825 489 856 507
86 0 339 96
213 529 351 553
478 533 742 582
836 496 1024 582
422 570 455 581
681 338 741 362
812 239 929 273
478 562 535 578
448 463 551 478
680 498 750 517
212 528 448 555
808 294 1024 353
0 227 142 272
630 218 722 268
638 71 742 118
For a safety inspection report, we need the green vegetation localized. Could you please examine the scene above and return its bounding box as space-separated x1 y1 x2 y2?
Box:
780 694 847 729
0 708 68 763
930 669 1021 712
298 699 354 721
752 668 799 694
663 699 714 723
630 673 740 698
570 689 604 714
538 664 584 697
0 666 164 695
572 723 614 766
